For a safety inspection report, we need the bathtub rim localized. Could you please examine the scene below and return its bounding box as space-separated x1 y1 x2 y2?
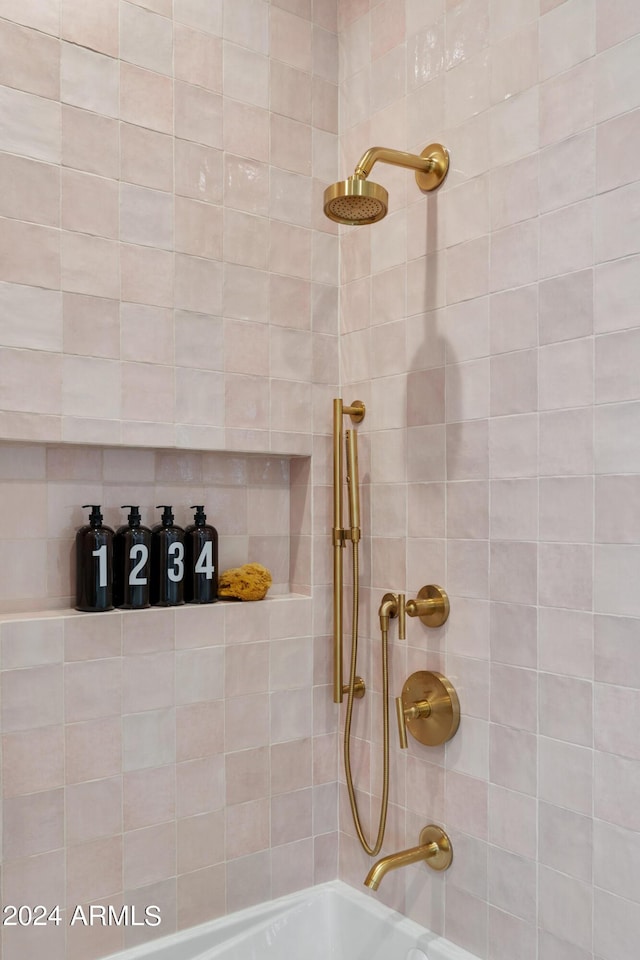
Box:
101 878 479 960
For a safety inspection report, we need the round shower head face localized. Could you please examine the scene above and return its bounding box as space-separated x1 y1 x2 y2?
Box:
323 177 388 225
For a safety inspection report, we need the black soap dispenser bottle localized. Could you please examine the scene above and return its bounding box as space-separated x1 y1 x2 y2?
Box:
75 504 114 612
151 505 185 607
113 505 151 609
184 505 218 604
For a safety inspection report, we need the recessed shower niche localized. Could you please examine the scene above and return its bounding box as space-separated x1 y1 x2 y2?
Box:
0 441 311 616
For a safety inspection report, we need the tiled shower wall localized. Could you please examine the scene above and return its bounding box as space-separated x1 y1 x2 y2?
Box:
337 1 640 959
0 1 340 958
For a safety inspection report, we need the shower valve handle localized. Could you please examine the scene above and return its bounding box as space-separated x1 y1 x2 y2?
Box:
395 671 460 749
406 585 450 628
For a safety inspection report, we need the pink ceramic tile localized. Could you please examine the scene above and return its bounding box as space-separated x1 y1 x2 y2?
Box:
596 33 640 124
61 43 118 118
120 62 173 134
123 821 176 889
224 0 269 52
62 103 118 179
61 230 119 299
178 809 225 874
540 0 594 80
225 747 269 805
123 709 174 772
175 81 222 148
62 0 118 55
444 883 487 957
176 700 224 762
174 24 222 92
539 800 593 885
177 864 226 930
490 23 537 106
540 673 593 748
2 663 62 731
120 182 173 250
176 755 225 818
0 153 59 228
271 6 313 72
175 253 222 313
541 129 595 214
0 20 59 100
63 291 120 359
372 0 405 60
63 613 121 662
121 359 174 424
65 716 122 784
123 652 174 714
66 835 123 906
2 724 64 797
490 724 537 796
488 846 536 924
223 43 269 108
123 765 175 832
539 737 592 814
540 542 593 612
3 849 65 913
539 865 592 953
540 60 595 147
597 0 640 51
4 788 64 859
272 60 312 123
0 84 61 164
490 478 537 541
66 776 122 843
272 837 314 899
2 615 63 668
175 197 223 261
490 349 537 416
226 797 270 858
0 217 60 289
120 2 172 75
62 355 121 420
64 658 121 722
539 408 593 477
223 100 269 163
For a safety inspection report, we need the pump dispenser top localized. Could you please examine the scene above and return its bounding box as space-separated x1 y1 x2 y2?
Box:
191 505 207 526
157 505 175 527
83 504 105 527
122 505 143 526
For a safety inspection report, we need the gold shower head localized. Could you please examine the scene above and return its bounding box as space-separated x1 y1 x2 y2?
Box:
323 143 449 226
324 176 388 225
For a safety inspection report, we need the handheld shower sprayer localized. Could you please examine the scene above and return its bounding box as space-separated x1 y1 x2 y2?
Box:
345 429 360 543
324 143 449 225
333 399 392 858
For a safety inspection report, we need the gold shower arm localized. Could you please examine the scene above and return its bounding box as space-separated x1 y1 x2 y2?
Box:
354 146 435 178
352 144 449 193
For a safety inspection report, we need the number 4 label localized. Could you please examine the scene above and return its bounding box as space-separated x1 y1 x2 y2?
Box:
195 541 215 579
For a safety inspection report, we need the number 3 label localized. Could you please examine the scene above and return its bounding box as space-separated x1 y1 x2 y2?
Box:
167 541 184 582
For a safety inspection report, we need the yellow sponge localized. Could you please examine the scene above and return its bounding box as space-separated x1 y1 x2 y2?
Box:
218 563 272 601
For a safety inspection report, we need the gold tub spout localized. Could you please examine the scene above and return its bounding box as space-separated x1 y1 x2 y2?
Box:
363 825 453 891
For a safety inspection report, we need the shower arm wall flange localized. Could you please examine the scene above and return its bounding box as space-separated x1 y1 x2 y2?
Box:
353 144 449 193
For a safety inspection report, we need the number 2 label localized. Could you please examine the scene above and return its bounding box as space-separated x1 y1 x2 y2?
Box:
129 544 149 585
